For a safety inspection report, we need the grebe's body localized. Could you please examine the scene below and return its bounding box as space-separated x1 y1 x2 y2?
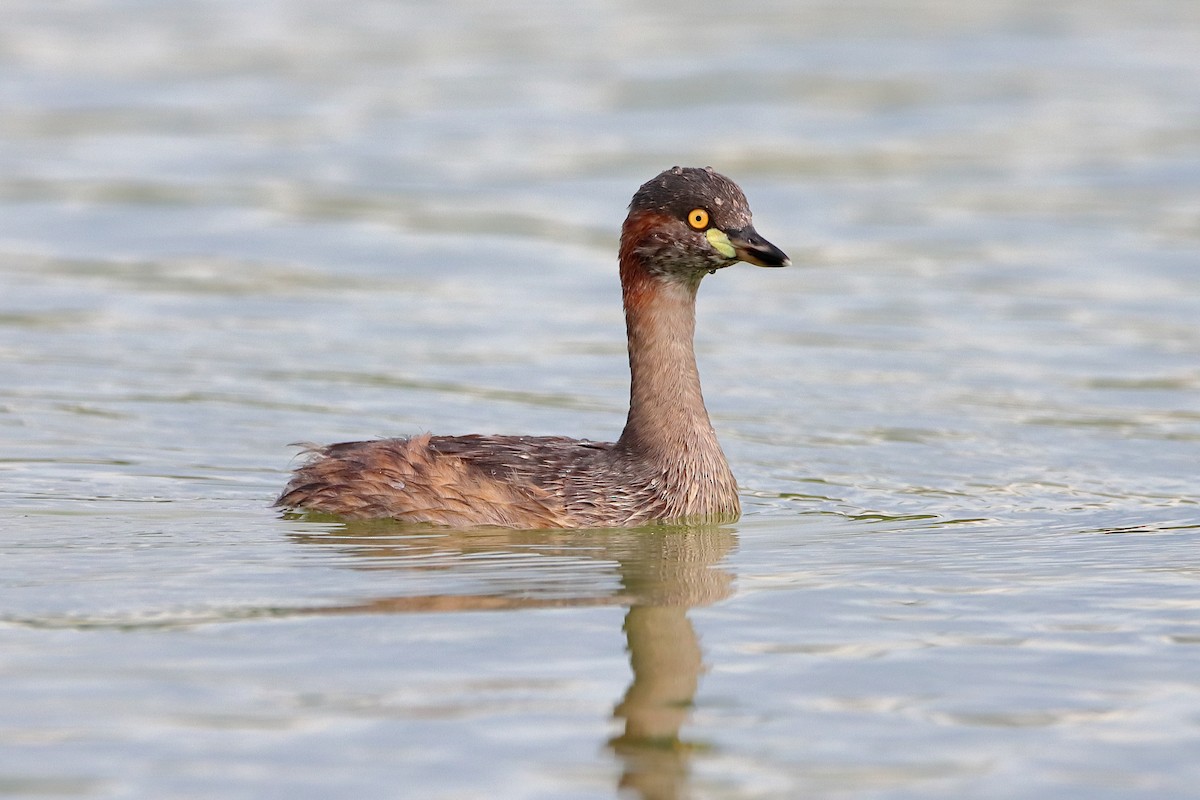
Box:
277 167 789 528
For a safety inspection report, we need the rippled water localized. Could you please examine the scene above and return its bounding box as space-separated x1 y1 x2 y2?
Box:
2 0 1198 797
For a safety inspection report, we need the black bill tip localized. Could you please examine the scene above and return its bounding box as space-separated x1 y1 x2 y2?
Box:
728 226 790 268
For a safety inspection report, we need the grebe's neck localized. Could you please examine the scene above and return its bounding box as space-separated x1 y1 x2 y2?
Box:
615 253 722 465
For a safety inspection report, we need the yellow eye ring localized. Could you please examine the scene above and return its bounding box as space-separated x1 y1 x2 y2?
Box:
686 208 710 230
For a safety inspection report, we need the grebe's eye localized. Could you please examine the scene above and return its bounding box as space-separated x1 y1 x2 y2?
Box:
686 208 710 230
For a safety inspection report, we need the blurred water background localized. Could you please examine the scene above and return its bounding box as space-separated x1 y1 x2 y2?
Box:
1 0 1198 797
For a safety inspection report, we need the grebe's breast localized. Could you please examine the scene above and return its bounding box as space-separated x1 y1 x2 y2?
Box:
425 434 735 526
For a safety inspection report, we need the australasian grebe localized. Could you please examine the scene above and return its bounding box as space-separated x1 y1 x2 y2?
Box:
276 166 789 528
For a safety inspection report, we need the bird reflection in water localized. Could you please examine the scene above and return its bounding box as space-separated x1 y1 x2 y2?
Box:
608 529 732 800
287 521 735 800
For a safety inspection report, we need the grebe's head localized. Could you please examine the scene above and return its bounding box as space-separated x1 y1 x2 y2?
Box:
621 166 789 282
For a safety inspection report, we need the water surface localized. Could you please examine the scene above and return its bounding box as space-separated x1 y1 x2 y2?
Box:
1 0 1198 797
